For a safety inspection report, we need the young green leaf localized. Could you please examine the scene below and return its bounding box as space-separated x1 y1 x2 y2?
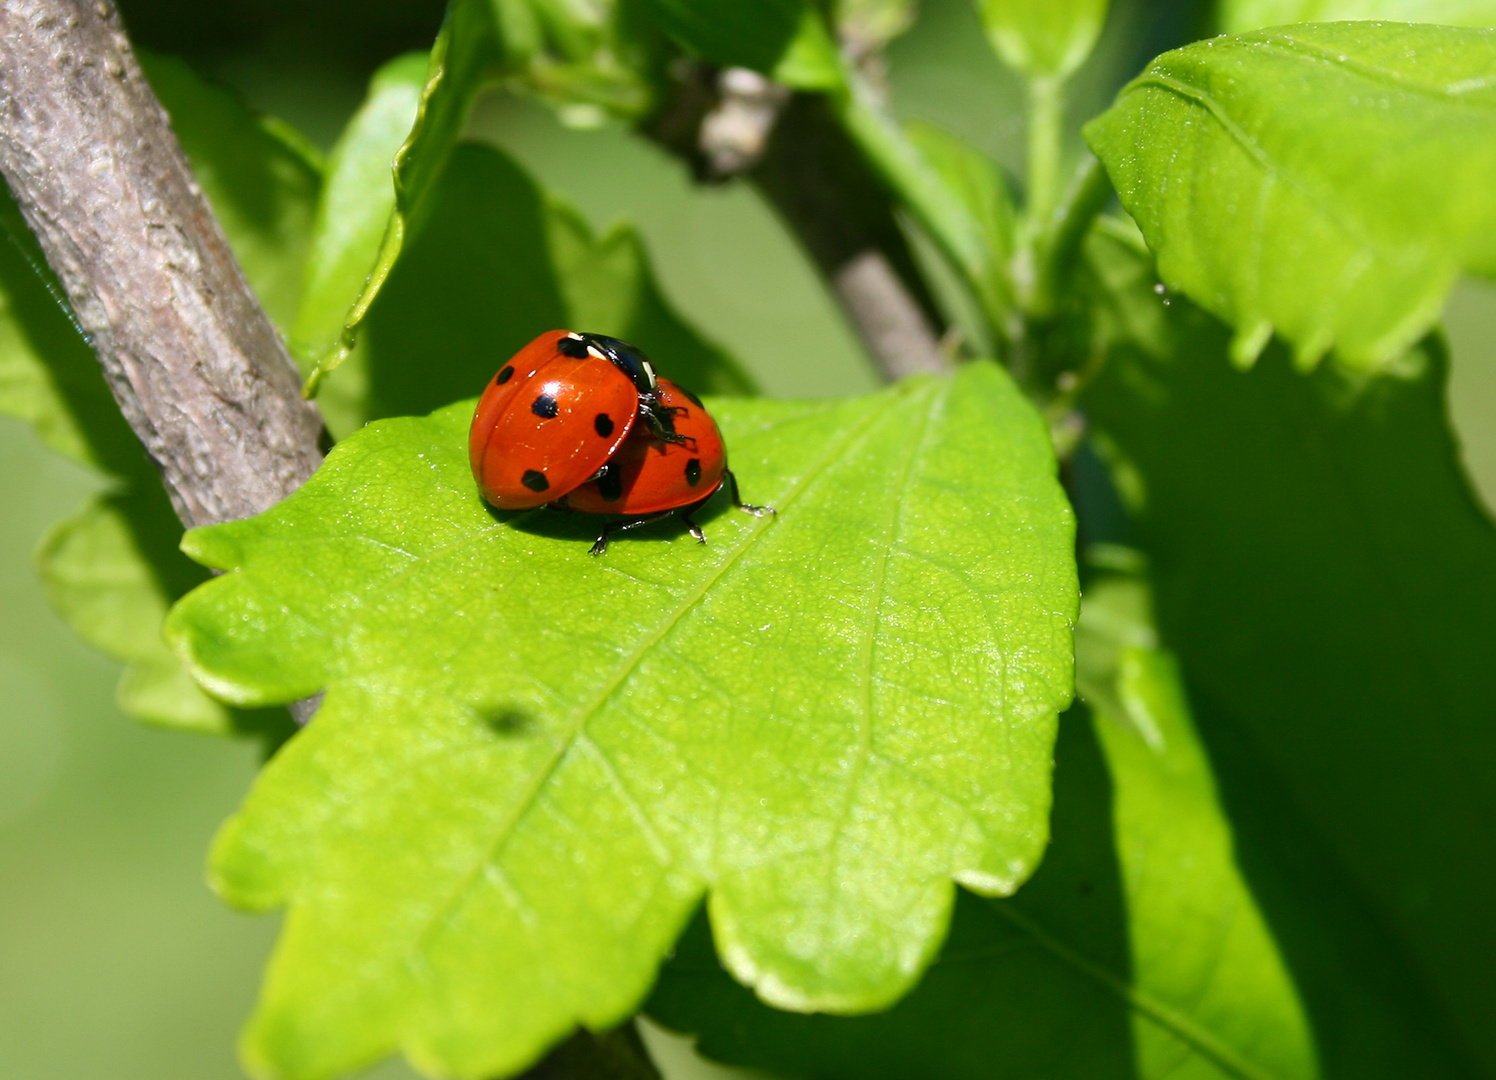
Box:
649 575 1319 1080
35 496 231 731
1085 22 1496 371
303 0 505 394
344 142 753 435
1220 0 1496 34
165 361 1077 1080
1081 226 1496 1075
903 120 1017 322
973 0 1111 79
290 52 428 379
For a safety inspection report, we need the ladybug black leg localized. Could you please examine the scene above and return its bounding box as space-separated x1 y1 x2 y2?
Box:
725 468 775 517
677 488 720 545
638 400 693 446
590 511 674 556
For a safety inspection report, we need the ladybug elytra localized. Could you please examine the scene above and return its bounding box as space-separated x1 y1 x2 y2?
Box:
469 330 772 553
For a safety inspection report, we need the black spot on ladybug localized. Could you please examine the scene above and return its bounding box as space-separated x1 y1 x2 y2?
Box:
522 470 549 492
532 394 559 419
557 335 589 358
594 413 615 438
596 465 623 502
496 365 514 385
679 385 704 408
685 458 702 487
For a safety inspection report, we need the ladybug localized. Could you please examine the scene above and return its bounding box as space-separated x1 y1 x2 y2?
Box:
468 330 685 510
559 378 773 554
470 331 773 552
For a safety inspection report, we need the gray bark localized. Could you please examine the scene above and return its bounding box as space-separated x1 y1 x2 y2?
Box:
0 0 323 529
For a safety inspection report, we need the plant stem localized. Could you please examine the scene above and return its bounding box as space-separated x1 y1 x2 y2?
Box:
1025 75 1066 235
1029 155 1114 319
643 70 950 381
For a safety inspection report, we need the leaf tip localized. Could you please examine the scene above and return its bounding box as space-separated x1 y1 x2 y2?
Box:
1229 320 1273 370
1292 329 1333 373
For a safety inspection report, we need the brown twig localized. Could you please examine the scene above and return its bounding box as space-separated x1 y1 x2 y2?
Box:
0 0 323 529
643 71 950 382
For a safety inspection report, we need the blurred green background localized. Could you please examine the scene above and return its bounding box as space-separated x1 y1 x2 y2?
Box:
2 0 1494 1077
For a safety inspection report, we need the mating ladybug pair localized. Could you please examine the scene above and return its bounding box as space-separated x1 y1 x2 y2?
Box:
468 330 773 554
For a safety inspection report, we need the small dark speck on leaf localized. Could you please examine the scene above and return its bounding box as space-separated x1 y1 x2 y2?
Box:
477 707 532 736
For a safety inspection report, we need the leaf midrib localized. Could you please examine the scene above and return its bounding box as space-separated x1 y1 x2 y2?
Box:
412 380 930 954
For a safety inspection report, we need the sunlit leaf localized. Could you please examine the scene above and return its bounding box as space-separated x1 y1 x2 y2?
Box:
290 52 428 383
1085 22 1496 370
1220 0 1496 34
165 360 1077 1079
649 570 1318 1080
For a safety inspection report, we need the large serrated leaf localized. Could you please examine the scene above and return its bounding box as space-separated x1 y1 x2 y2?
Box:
1084 22 1496 370
164 360 1076 1079
1221 0 1496 34
649 572 1318 1080
1079 223 1496 1076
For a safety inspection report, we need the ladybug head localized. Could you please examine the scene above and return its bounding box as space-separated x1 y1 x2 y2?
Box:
579 333 658 395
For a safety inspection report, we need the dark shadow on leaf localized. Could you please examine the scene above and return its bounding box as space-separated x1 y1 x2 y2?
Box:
645 706 1140 1080
473 704 534 737
1083 281 1494 1077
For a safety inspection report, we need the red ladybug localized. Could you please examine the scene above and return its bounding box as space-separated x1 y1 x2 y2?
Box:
560 378 772 553
470 331 772 552
468 330 684 509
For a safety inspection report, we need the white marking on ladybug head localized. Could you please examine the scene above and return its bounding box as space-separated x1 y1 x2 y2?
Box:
642 360 657 390
586 345 607 362
565 331 584 340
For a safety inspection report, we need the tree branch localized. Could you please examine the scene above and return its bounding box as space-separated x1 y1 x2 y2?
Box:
644 71 950 382
0 0 323 529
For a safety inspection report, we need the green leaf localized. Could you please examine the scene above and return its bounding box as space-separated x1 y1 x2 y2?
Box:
290 52 428 380
1221 0 1496 35
1080 224 1496 1076
645 0 807 74
1085 22 1496 371
833 89 1016 340
903 120 1017 322
36 496 232 732
0 54 317 735
973 0 1111 79
649 573 1318 1080
345 142 753 434
141 51 322 332
164 360 1077 1079
304 0 505 394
